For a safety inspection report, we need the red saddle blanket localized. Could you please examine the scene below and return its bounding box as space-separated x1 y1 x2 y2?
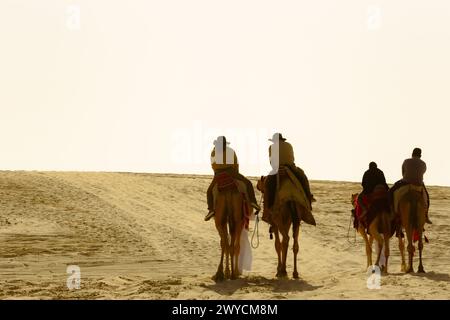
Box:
216 172 237 191
355 196 368 223
214 172 251 230
355 189 390 228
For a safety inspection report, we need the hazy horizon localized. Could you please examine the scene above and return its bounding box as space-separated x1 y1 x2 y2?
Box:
2 169 449 188
1 0 449 186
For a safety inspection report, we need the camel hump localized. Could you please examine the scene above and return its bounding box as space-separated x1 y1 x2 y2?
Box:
274 168 316 225
393 184 426 213
276 167 310 210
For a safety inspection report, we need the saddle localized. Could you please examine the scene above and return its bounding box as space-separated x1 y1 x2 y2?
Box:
212 172 250 207
393 184 426 214
368 185 389 202
393 184 428 242
354 185 390 230
215 171 238 192
272 166 316 225
212 172 252 230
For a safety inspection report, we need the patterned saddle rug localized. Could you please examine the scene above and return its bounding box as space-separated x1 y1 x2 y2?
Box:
216 172 238 192
212 172 253 230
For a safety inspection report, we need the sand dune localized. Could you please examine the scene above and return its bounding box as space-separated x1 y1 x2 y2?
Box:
0 171 449 299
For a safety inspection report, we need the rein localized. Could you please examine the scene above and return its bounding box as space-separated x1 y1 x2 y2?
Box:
251 194 264 249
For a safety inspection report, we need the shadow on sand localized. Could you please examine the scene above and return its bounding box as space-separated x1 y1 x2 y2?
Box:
388 270 450 282
201 275 322 296
411 271 450 282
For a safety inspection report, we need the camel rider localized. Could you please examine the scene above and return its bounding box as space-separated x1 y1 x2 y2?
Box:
263 133 313 220
204 136 261 221
357 162 389 223
389 148 432 224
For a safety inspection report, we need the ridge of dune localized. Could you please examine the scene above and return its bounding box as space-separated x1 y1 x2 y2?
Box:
0 171 449 299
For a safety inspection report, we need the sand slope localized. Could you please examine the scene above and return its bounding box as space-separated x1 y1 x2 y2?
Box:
0 171 449 299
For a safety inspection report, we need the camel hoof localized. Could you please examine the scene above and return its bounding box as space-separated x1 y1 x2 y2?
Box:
293 271 299 279
225 269 231 279
212 272 225 282
381 266 388 275
276 271 288 279
401 265 407 273
406 267 414 273
418 266 426 273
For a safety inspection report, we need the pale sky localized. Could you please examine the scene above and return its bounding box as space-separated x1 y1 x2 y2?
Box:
1 0 449 186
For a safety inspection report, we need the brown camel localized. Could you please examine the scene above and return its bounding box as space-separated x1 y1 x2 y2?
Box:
212 184 249 282
257 176 306 279
397 185 427 273
351 187 395 273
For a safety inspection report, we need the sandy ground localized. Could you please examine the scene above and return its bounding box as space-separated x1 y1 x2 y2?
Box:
0 171 449 299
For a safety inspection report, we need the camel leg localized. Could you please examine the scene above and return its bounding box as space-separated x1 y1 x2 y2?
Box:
370 224 384 268
230 195 245 280
213 227 227 282
398 233 407 272
229 230 236 280
359 226 372 268
369 234 374 266
228 220 236 280
406 227 415 273
273 227 283 278
213 196 226 281
280 233 289 278
232 220 244 279
279 224 290 279
383 233 390 274
374 238 383 269
225 251 231 279
417 229 425 273
217 236 225 281
292 219 300 279
223 219 231 279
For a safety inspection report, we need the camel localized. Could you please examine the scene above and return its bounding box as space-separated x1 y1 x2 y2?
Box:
397 185 427 273
212 181 250 282
257 175 309 279
351 186 395 273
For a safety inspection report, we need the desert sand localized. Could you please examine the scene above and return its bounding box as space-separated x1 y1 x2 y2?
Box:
0 171 449 299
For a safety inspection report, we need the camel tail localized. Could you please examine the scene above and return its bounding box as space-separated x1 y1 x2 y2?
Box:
225 201 233 246
380 211 391 236
408 191 419 232
290 201 300 237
